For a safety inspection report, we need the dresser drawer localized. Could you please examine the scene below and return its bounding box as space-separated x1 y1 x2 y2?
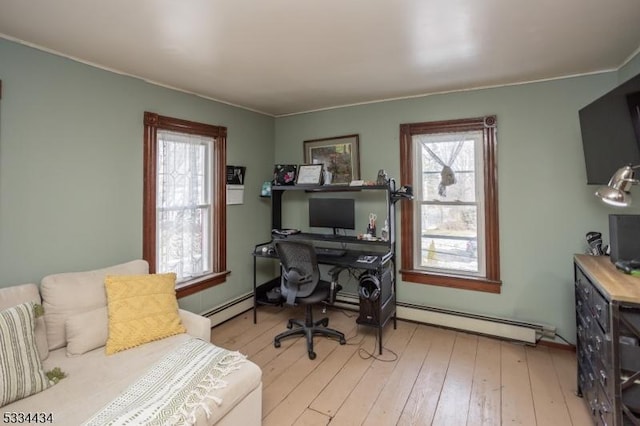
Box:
576 265 610 333
591 287 610 333
578 357 597 401
575 267 593 303
596 382 613 426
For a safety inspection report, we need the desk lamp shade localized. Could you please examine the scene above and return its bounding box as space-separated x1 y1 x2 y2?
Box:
595 165 639 207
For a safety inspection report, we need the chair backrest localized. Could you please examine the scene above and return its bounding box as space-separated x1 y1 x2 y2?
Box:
275 241 320 305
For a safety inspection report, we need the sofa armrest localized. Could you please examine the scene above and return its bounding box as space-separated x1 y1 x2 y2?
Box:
179 309 211 342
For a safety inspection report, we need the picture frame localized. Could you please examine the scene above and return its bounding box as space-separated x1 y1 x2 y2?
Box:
260 181 272 197
226 165 246 185
273 164 297 186
304 134 360 184
296 164 324 185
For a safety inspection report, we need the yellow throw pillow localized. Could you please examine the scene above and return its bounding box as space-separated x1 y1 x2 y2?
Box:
104 273 186 355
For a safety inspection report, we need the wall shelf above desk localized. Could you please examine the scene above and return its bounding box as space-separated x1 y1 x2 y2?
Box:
271 232 390 247
270 182 395 245
271 184 389 192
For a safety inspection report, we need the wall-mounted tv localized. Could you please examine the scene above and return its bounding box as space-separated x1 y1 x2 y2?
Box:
579 73 640 185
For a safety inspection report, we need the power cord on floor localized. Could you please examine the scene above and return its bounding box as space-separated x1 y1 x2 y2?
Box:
317 315 397 362
356 325 398 362
535 331 573 346
555 333 573 346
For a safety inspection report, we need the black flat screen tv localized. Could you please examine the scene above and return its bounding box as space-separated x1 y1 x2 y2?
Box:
309 198 355 233
579 73 640 185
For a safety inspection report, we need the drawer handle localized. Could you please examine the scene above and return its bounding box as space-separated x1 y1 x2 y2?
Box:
600 370 607 386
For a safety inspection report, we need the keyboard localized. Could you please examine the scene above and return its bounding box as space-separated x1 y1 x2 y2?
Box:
315 247 347 257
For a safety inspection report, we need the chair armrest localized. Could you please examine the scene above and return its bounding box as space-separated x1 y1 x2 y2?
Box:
179 309 211 342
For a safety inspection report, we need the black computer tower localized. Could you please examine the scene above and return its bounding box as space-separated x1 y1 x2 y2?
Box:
609 214 640 262
357 265 394 326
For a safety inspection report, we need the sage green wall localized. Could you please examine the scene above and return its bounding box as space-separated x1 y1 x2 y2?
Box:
2 35 639 338
0 38 275 314
274 68 640 342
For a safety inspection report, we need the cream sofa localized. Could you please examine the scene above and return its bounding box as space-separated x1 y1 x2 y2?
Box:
0 260 262 425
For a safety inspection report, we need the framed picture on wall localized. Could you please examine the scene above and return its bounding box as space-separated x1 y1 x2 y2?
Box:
303 134 360 184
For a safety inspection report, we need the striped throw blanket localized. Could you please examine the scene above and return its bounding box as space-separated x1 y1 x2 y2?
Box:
83 338 246 426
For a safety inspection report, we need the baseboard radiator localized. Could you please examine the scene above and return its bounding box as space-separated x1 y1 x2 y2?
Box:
201 291 554 344
201 292 254 328
333 293 552 344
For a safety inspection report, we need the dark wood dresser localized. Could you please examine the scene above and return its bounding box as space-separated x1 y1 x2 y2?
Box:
574 254 640 425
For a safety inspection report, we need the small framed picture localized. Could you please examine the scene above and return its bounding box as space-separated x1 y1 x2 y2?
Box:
226 165 246 185
261 181 272 197
273 164 297 186
296 164 324 185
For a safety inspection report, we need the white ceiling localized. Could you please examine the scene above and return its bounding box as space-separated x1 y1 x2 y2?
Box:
1 0 639 116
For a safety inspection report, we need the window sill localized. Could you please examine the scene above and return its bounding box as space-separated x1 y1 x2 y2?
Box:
400 269 501 294
176 271 230 299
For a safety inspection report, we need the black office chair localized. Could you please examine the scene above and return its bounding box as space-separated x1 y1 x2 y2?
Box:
274 241 346 359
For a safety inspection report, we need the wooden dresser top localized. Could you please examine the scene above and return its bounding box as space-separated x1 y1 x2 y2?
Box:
575 254 640 304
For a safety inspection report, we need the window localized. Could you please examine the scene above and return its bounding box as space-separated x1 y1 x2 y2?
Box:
143 112 228 297
399 116 500 293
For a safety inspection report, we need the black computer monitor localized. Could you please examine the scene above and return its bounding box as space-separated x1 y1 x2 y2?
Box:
309 198 355 234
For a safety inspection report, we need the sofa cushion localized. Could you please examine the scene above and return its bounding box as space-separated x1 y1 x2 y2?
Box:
41 260 149 350
65 307 108 357
0 283 48 361
0 302 51 407
104 273 186 355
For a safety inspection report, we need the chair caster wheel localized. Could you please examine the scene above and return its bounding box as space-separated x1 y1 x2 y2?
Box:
287 321 293 329
308 351 316 360
320 318 329 327
339 338 346 345
274 341 281 348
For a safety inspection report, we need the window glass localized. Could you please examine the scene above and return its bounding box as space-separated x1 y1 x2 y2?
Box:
156 130 213 282
414 131 484 276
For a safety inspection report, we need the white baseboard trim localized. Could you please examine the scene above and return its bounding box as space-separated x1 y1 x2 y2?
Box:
396 305 537 343
335 293 542 344
201 292 254 327
204 292 547 344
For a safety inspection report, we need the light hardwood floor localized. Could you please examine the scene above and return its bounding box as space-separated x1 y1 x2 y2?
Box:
210 305 591 426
